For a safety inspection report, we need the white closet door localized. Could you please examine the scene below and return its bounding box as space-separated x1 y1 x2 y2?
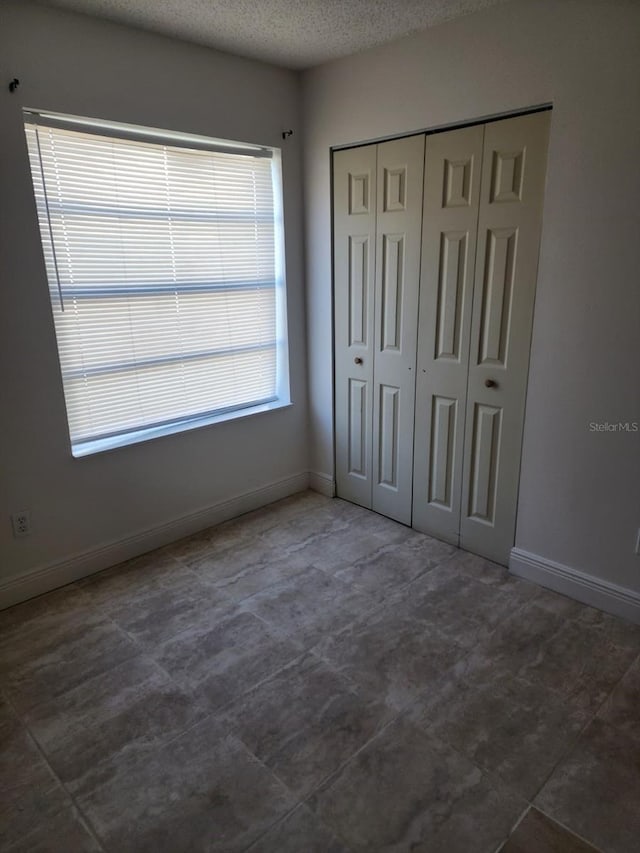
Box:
460 111 550 564
371 135 425 523
412 124 484 543
333 144 377 508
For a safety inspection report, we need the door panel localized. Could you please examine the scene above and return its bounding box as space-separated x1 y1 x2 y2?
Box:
372 135 425 523
413 124 484 543
429 395 458 508
334 145 377 508
435 231 469 360
347 378 368 477
378 384 400 488
467 402 502 522
460 111 550 564
381 234 405 350
348 235 369 347
478 227 517 365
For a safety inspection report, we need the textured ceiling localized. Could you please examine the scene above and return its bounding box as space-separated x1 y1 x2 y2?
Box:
36 0 507 69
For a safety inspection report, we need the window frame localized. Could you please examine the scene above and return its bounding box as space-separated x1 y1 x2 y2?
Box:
24 110 291 457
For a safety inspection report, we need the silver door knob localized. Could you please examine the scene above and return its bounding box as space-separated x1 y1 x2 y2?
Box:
485 378 497 388
354 357 363 365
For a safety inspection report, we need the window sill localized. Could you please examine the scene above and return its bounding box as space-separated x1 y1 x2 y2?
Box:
71 398 292 458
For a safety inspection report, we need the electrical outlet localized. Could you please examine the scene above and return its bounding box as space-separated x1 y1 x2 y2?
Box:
11 511 31 538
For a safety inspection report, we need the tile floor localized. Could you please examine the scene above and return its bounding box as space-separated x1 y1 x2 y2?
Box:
1 491 639 852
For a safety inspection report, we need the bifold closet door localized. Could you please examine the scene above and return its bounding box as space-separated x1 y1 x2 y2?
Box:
371 135 425 523
413 110 550 564
334 144 377 508
412 124 484 544
334 135 424 522
335 111 549 558
460 111 550 564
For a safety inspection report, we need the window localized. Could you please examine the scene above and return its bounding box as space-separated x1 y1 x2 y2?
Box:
24 111 290 457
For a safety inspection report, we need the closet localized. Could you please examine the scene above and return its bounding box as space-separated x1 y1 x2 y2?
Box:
333 110 550 565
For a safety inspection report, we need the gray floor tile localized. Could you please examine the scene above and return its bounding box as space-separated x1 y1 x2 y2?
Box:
236 491 333 536
0 605 139 714
500 807 600 853
4 805 104 852
257 506 351 551
525 585 588 620
333 534 454 598
0 697 77 849
0 586 94 636
314 604 466 710
247 804 349 853
464 596 576 679
76 720 297 853
407 657 590 799
346 506 416 539
153 609 302 711
158 526 229 563
292 514 415 575
439 550 540 602
24 655 208 793
187 536 308 592
388 563 520 649
597 654 640 740
1 778 72 852
308 715 523 853
77 550 189 609
574 607 640 651
238 567 378 647
0 696 52 792
223 653 392 797
102 573 231 647
518 616 639 715
536 718 640 853
170 491 332 564
187 514 265 557
199 548 312 603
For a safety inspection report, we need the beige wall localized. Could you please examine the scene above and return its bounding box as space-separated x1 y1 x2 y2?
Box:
0 2 308 589
302 0 640 591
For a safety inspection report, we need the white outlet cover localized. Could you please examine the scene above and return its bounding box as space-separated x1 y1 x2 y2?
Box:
11 511 31 538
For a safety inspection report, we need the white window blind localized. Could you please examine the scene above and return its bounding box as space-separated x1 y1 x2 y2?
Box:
24 113 288 456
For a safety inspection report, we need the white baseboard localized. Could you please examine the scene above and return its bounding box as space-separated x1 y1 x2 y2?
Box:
510 547 640 626
0 471 310 611
308 471 336 497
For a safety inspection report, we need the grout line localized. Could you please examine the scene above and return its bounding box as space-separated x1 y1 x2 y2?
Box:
591 648 640 723
219 566 422 807
295 705 406 806
139 704 222 754
230 736 306 853
241 805 302 852
521 643 640 811
521 699 593 806
583 664 637 748
490 803 531 853
2 690 107 852
6 634 145 722
531 805 608 853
